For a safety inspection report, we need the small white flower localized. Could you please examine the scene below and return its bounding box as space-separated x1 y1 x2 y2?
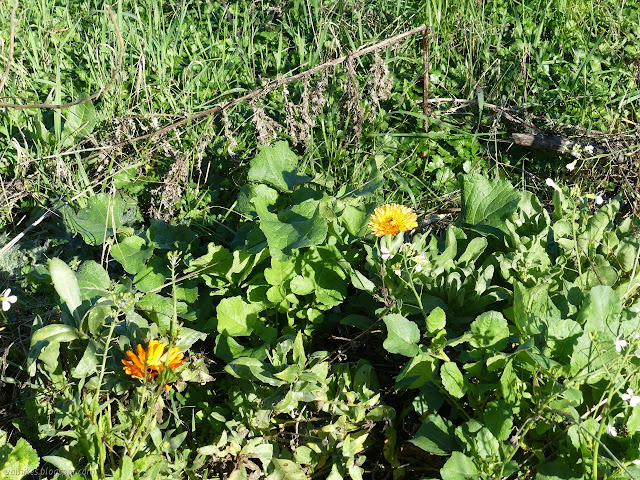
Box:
545 178 561 191
635 349 640 359
415 263 423 273
621 388 640 407
1 289 17 312
631 332 640 339
634 459 640 466
595 195 604 205
566 162 576 171
394 269 401 276
615 334 628 353
585 144 595 155
380 245 394 261
607 424 618 437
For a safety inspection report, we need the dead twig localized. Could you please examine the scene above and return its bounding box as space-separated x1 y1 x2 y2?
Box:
0 4 123 109
85 24 429 161
422 26 430 134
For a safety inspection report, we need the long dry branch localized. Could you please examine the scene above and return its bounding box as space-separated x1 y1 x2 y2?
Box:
0 4 123 109
85 24 428 160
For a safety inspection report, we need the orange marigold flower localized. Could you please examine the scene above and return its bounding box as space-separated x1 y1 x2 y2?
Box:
122 340 184 380
368 204 418 237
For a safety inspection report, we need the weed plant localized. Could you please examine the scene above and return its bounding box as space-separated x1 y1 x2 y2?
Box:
1 0 640 478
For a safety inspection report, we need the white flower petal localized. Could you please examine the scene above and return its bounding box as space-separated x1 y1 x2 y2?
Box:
545 178 556 188
585 145 594 155
1 300 9 312
566 162 576 171
415 264 423 273
633 459 640 466
630 396 640 408
394 269 401 276
606 424 617 437
2 288 11 297
595 195 604 205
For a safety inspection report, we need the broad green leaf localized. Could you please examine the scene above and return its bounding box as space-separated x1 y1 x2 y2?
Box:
247 141 311 192
225 357 284 386
133 257 171 292
383 314 420 357
426 307 446 335
269 457 308 480
147 219 196 250
410 414 455 455
484 400 513 441
396 352 437 389
457 237 487 266
459 173 520 237
49 258 82 317
64 100 97 139
43 455 75 471
544 320 582 363
176 327 207 351
76 261 110 301
302 246 348 308
340 203 374 237
440 362 467 399
578 286 622 335
440 452 478 480
216 296 263 337
469 311 509 352
455 420 500 459
513 282 560 336
0 438 40 478
111 235 154 274
71 340 99 378
535 459 582 480
30 324 84 347
254 197 328 261
63 193 141 245
264 258 296 286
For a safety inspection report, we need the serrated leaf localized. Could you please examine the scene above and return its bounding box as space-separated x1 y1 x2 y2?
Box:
216 296 263 337
247 141 311 192
0 438 40 478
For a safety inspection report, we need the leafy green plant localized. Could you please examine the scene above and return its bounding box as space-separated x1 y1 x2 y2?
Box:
368 174 640 479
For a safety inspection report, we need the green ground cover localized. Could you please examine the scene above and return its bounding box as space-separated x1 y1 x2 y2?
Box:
1 0 640 478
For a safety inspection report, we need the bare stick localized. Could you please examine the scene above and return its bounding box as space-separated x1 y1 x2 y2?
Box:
0 4 123 109
422 26 431 133
85 24 428 160
0 0 19 97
